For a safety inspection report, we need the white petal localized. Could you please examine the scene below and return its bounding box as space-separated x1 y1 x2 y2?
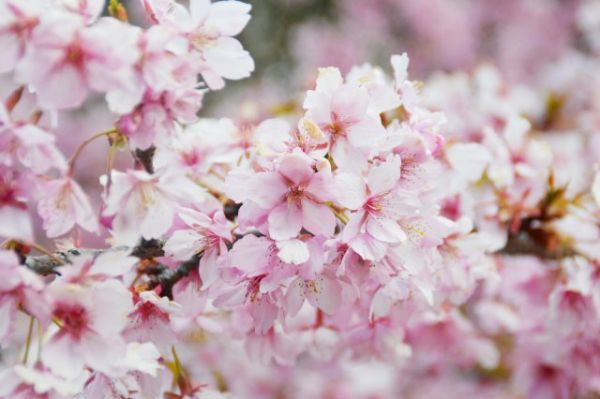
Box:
276 239 309 265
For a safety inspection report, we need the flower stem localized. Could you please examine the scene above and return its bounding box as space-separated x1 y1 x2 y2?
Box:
68 128 117 175
22 315 35 364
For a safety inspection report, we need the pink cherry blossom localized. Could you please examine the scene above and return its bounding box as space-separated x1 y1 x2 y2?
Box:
37 177 98 238
16 12 140 109
43 279 133 378
103 168 206 245
336 155 408 261
304 67 387 171
0 166 33 241
0 2 598 397
149 0 254 89
0 0 45 74
125 291 181 353
227 149 336 241
164 208 231 287
0 250 44 344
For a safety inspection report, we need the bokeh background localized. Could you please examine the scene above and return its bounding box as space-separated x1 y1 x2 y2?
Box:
104 0 599 115
206 0 590 113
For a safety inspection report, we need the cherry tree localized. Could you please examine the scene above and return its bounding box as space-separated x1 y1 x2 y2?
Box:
0 0 599 398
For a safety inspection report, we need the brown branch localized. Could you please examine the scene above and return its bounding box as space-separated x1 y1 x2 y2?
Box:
498 232 576 260
134 146 156 174
24 237 169 275
18 234 214 302
23 239 199 298
146 254 201 299
24 247 126 275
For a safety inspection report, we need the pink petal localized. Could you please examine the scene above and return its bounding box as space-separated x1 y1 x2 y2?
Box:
330 84 368 123
36 63 88 110
305 277 341 315
207 1 251 36
0 206 33 242
366 216 406 243
90 280 133 336
268 202 302 240
349 234 388 261
330 138 368 173
285 278 305 317
303 90 333 125
305 166 334 202
0 297 16 344
278 151 314 186
164 229 204 260
301 200 335 238
204 37 254 80
333 173 367 210
82 332 127 375
367 155 401 195
346 116 386 149
199 248 219 288
228 234 271 276
44 335 85 378
190 0 210 25
227 170 287 209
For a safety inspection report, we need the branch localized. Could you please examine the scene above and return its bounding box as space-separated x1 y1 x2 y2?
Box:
498 232 576 260
22 238 199 299
24 247 124 275
146 254 201 298
134 146 156 174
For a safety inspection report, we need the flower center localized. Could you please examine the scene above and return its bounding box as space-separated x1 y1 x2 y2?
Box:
365 196 383 214
65 42 84 66
326 113 346 137
138 183 157 208
189 32 215 50
54 304 88 339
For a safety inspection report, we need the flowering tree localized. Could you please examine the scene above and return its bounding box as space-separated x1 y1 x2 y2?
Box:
0 0 599 398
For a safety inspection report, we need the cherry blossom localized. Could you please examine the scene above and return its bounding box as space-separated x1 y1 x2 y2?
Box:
0 1 598 397
103 168 206 245
43 279 133 378
16 11 140 110
227 149 336 241
37 177 97 238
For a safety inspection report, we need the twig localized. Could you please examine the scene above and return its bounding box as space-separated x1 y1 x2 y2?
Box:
498 231 577 260
68 128 117 174
147 254 201 299
21 239 198 299
134 146 156 174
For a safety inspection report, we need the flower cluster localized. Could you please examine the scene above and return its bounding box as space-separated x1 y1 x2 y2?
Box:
0 0 599 398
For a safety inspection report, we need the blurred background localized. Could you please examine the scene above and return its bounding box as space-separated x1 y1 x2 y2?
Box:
206 0 590 113
119 0 600 115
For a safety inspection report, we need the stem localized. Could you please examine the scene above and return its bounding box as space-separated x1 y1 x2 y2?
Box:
68 128 116 174
36 319 43 361
327 203 349 225
334 211 349 225
170 345 187 391
171 345 182 371
26 241 64 263
103 137 119 198
22 315 35 364
197 179 229 204
3 239 65 266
